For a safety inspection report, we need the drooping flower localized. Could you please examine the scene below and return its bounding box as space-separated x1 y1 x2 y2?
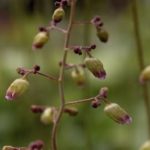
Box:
32 30 49 50
40 107 54 125
96 28 109 43
139 65 150 84
104 102 132 125
71 68 85 86
52 7 65 23
84 57 106 79
5 78 29 101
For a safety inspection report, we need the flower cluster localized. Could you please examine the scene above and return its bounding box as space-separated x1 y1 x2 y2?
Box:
4 0 132 149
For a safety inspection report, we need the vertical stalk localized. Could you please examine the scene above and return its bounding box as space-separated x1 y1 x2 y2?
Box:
132 0 150 137
51 0 77 150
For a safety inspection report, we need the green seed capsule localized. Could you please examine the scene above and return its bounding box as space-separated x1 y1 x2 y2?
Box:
97 28 109 43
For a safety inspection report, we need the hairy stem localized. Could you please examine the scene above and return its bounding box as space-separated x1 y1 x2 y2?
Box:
51 0 77 150
132 0 150 137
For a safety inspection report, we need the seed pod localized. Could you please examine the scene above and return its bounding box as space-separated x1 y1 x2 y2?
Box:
5 78 29 100
84 57 106 79
71 68 85 86
97 28 109 43
40 107 53 125
52 7 65 23
139 65 150 84
140 140 150 150
104 103 132 125
32 31 49 50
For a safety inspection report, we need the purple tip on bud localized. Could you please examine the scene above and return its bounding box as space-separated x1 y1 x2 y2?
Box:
84 57 107 80
104 103 132 125
91 98 101 108
99 87 109 98
5 78 29 101
31 105 44 113
90 44 96 49
28 140 44 150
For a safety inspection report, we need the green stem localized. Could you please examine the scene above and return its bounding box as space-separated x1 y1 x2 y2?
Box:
132 0 150 138
50 1 77 150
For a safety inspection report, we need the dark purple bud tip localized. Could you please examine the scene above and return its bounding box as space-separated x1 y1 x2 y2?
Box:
91 99 101 108
94 70 106 80
62 0 68 6
90 44 96 49
119 115 132 125
33 65 40 73
55 1 60 7
31 105 44 113
16 67 26 76
29 140 44 150
99 87 108 98
73 47 81 54
38 27 47 32
94 16 101 22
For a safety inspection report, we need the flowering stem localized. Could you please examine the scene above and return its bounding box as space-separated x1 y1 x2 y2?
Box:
36 72 58 81
65 97 95 106
132 0 150 137
50 0 77 150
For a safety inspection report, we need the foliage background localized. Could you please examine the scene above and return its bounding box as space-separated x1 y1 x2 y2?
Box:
0 0 150 149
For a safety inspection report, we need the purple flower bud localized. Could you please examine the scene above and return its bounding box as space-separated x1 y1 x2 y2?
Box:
91 98 101 108
28 140 44 150
104 103 132 125
84 57 106 79
90 44 96 49
99 87 108 98
31 105 44 113
5 78 29 101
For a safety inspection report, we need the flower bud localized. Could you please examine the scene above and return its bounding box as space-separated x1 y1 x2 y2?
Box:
104 103 132 125
99 87 108 98
64 107 78 116
5 78 29 101
140 140 150 150
52 7 65 23
71 68 85 86
32 31 49 50
97 28 109 43
28 140 44 150
139 65 150 84
40 107 53 125
84 57 106 79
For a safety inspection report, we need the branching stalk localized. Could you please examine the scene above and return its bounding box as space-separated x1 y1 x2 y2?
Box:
51 0 77 150
132 0 150 137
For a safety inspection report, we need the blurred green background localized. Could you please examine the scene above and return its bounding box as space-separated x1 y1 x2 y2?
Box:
0 0 150 149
